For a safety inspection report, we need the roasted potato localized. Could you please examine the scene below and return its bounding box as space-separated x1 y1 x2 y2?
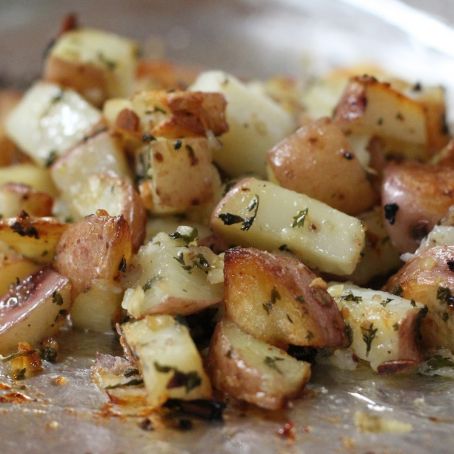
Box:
69 174 146 252
0 183 53 217
328 283 426 373
121 315 212 408
208 319 311 410
190 71 295 177
0 213 67 264
5 82 102 166
0 268 71 354
54 212 132 295
382 162 454 253
385 245 454 352
431 139 454 167
0 164 57 196
224 247 346 348
267 118 376 215
44 27 138 106
211 178 365 275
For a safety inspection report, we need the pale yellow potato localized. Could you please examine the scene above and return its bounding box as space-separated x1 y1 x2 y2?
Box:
0 268 71 354
0 183 53 217
121 315 212 408
208 319 311 410
224 247 346 348
211 178 365 275
267 118 376 215
136 137 221 214
44 27 138 106
69 174 146 252
0 164 57 196
54 213 132 295
385 245 454 352
0 213 67 264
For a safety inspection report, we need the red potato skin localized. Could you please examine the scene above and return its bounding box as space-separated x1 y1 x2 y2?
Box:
382 162 454 253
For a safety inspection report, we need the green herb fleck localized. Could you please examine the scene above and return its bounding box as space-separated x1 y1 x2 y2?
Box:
291 208 309 228
118 256 127 273
169 227 198 244
380 298 393 307
425 355 454 371
342 292 362 303
52 291 64 306
97 51 117 70
362 323 378 356
45 150 58 167
264 356 284 374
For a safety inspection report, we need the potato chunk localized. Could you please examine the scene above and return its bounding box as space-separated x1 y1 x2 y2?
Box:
208 320 311 410
54 213 132 295
5 82 102 166
328 283 426 372
122 229 223 319
190 71 295 177
44 28 138 106
0 183 53 217
0 164 57 196
0 268 71 354
121 315 212 408
267 118 376 215
382 162 454 253
211 178 365 275
385 245 454 352
224 248 346 348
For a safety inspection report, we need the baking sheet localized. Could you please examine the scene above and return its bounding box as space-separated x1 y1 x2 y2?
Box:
1 1 454 452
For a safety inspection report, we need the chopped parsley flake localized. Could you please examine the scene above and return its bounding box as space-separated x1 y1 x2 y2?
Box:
291 208 309 228
264 356 284 374
361 323 378 356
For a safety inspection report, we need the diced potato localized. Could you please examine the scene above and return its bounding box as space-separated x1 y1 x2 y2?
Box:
0 213 67 264
223 247 346 348
328 283 426 372
44 27 139 105
0 164 57 196
0 183 53 217
267 118 376 215
135 137 221 214
70 280 123 333
51 130 130 195
121 229 223 319
333 76 449 160
0 242 40 296
211 178 365 275
0 268 71 354
121 315 212 408
190 71 295 177
345 208 401 286
385 245 454 352
69 174 146 251
145 216 211 244
5 82 102 166
382 162 454 253
208 319 311 410
54 213 132 295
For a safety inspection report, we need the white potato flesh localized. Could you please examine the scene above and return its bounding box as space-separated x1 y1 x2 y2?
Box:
103 98 133 127
0 164 57 196
211 178 365 275
122 230 223 318
190 71 295 177
5 82 102 166
145 217 211 244
121 315 212 408
328 283 425 372
415 225 454 255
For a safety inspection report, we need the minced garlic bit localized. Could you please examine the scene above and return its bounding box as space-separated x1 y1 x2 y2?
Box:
52 375 68 386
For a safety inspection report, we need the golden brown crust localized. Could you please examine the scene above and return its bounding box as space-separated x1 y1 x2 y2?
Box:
0 182 53 217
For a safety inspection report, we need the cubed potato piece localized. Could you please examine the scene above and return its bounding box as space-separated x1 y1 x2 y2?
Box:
328 283 426 372
44 28 138 106
121 229 223 319
333 75 449 160
385 245 454 352
54 213 132 295
0 183 53 217
267 118 376 215
224 248 346 348
0 268 71 354
190 71 295 177
51 130 130 195
121 315 212 408
382 162 454 253
69 174 146 251
135 137 221 214
0 164 57 196
70 280 123 333
344 208 401 286
208 319 311 410
211 178 365 275
0 213 67 264
5 82 102 166
0 242 40 296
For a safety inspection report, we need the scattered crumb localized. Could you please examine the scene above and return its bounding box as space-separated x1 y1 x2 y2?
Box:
354 411 412 433
52 375 68 386
342 436 356 450
47 420 59 430
277 420 296 441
